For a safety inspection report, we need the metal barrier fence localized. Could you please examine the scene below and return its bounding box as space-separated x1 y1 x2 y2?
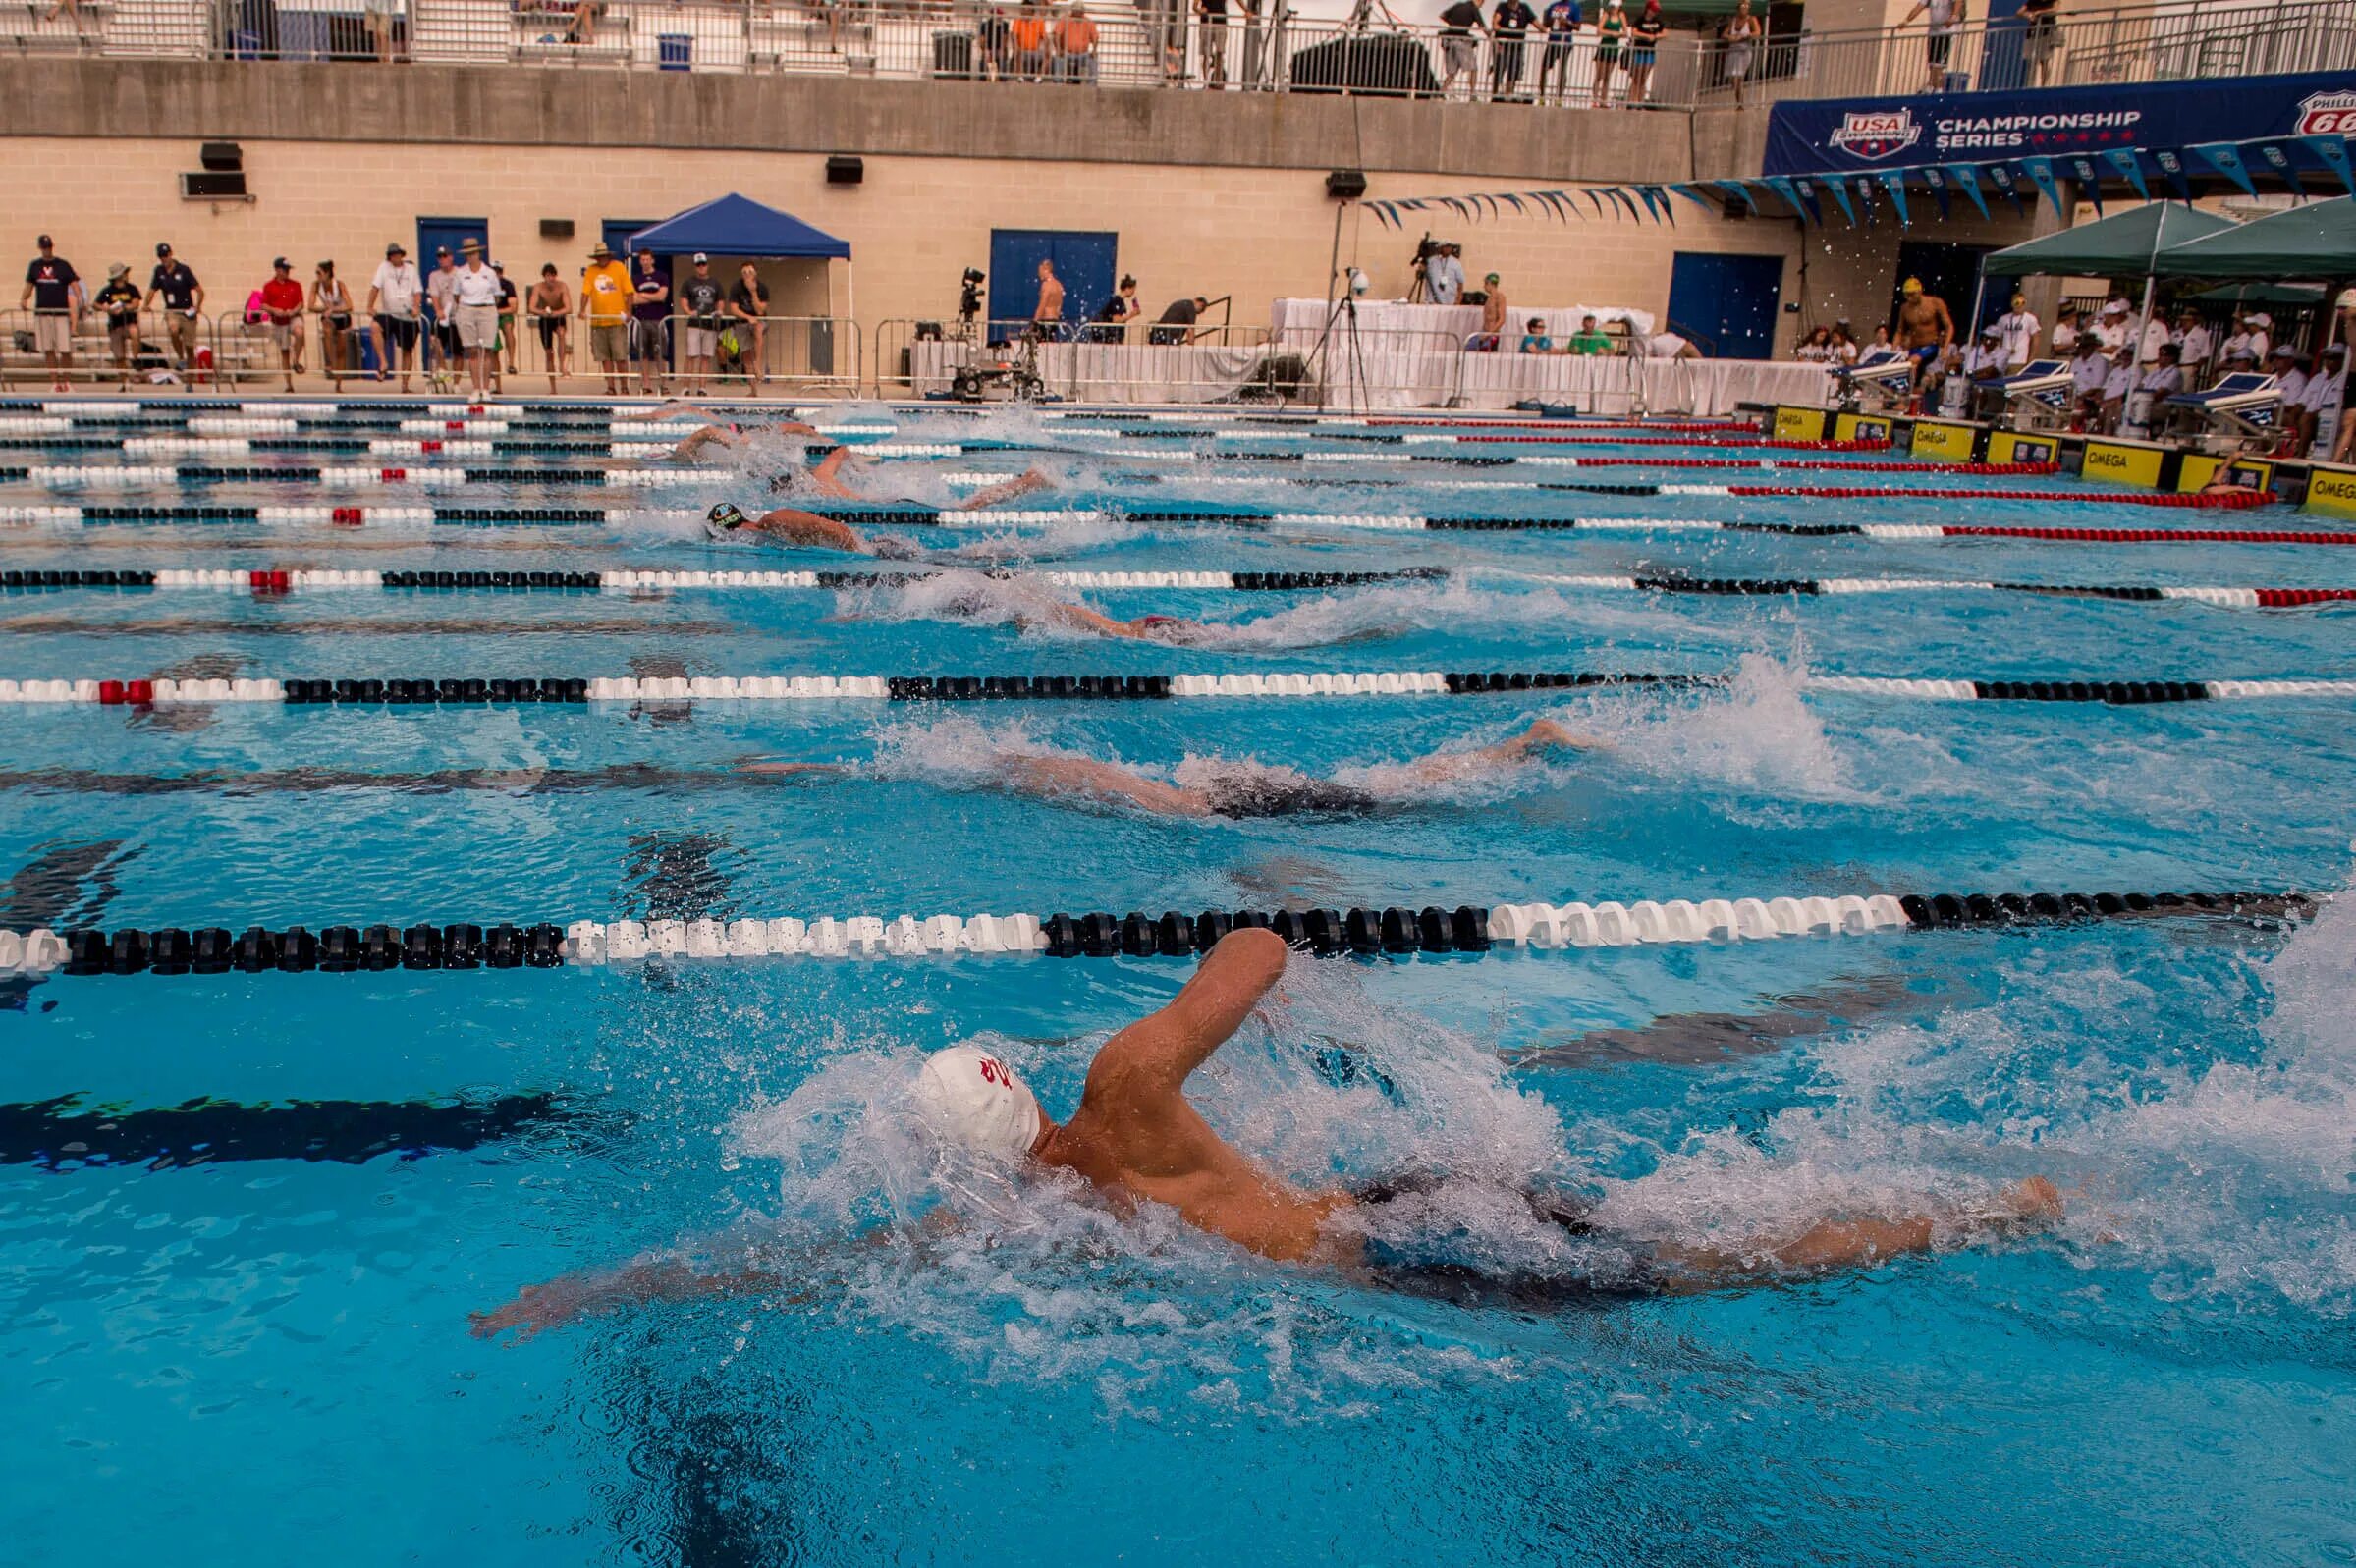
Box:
1703 0 2356 107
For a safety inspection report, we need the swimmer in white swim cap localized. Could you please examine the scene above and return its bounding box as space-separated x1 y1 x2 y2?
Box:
910 1044 1048 1162
475 930 2063 1340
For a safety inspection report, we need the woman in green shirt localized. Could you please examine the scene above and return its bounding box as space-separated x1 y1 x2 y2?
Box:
1590 0 1624 105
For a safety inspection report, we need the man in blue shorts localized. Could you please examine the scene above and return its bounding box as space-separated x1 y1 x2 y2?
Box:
1895 276 1953 394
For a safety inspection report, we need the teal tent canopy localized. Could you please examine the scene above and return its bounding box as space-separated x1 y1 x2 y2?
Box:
1982 201 2238 279
2150 196 2356 279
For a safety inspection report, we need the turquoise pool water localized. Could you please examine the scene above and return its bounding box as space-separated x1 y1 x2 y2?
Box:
2 400 2353 1565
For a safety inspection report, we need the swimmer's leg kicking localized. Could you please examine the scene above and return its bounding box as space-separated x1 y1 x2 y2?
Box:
474 931 2064 1339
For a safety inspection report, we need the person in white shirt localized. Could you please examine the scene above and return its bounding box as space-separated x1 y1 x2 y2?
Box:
2294 343 2345 456
2137 310 2173 367
365 240 424 394
2098 346 2136 433
452 239 502 397
2136 343 2184 399
1646 330 1701 360
2266 343 2307 400
2093 300 2131 353
2221 311 2270 370
1425 243 1464 307
2050 304 2079 359
1993 293 2040 370
1963 324 2006 377
2173 309 2212 385
2069 336 2109 427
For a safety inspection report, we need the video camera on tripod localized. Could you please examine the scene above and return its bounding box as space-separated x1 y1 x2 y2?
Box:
957 266 985 326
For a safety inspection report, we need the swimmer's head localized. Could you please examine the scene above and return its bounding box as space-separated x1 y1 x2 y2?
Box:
706 502 747 535
868 535 922 561
912 1046 1045 1163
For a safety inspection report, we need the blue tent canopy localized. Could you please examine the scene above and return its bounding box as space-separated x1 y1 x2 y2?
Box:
623 193 851 260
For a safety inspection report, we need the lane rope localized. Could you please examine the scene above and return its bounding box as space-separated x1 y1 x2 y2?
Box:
0 669 2350 706
0 888 2315 974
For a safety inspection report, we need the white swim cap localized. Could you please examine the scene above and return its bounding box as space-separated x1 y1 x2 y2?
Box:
912 1046 1042 1162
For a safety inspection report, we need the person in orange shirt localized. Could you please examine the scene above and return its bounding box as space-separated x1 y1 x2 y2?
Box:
1010 0 1049 79
1054 1 1097 82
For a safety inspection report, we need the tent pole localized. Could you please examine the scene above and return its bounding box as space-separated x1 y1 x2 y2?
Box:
1967 272 1988 343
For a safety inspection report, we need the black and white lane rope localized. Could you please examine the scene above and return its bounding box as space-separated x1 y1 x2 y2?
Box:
2 670 2351 706
0 889 2317 975
5 566 2352 610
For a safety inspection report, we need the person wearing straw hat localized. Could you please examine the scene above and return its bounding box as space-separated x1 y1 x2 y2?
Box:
577 241 634 396
92 262 142 389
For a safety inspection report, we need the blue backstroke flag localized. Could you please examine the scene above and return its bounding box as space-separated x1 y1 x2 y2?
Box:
1764 71 2356 176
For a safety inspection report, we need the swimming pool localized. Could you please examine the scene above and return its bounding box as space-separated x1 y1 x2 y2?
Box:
3 399 2352 1566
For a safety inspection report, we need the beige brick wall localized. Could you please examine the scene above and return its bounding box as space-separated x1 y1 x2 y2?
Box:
0 138 1858 358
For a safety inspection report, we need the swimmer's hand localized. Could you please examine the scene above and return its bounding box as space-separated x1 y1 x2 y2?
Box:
1521 718 1609 752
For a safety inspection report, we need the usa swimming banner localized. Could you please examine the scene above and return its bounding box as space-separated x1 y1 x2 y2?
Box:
1764 70 2356 178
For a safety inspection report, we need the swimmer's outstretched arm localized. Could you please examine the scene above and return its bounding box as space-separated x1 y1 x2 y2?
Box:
950 467 1053 512
668 425 739 460
1643 1176 2062 1294
1087 927 1290 1095
626 401 729 422
809 446 860 498
991 753 1208 817
744 506 871 554
1401 718 1608 782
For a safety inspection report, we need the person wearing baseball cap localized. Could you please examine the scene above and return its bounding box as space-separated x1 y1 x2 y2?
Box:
2293 341 2344 458
20 232 82 391
2267 342 2310 409
678 251 725 395
367 242 424 391
578 241 634 395
258 255 307 391
147 242 204 370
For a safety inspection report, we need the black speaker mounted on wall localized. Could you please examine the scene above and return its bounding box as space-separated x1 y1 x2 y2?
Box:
1326 168 1368 200
827 155 864 185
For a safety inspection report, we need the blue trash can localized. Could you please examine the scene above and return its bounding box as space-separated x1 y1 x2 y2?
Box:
659 32 691 69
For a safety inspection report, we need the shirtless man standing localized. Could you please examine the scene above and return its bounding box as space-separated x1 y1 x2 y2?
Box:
472 930 2064 1338
1475 273 1508 351
1031 259 1065 336
1895 276 1954 393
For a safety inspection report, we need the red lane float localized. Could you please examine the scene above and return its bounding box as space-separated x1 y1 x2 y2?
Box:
1736 485 2279 508
1937 525 2356 543
1560 459 2059 474
2255 588 2356 606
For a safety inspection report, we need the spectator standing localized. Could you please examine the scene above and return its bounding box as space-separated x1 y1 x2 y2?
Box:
1992 291 2040 370
578 242 634 395
1490 0 1536 99
1031 258 1065 335
529 263 572 393
2220 310 2269 367
452 240 501 397
630 249 671 394
1566 314 1612 354
1426 241 1464 306
1894 276 1954 391
20 235 82 392
1055 1 1099 82
678 253 726 397
2299 343 2346 457
495 262 520 385
1900 0 1963 92
727 262 770 386
366 241 423 392
363 0 403 60
978 3 1011 79
92 263 141 389
258 257 306 392
2017 0 2057 86
2172 308 2211 385
1721 0 1759 103
2136 304 2172 367
1089 273 1141 343
1591 0 1624 105
146 243 204 371
1625 0 1663 103
2091 297 2130 353
2268 345 2308 410
1011 0 1050 80
1194 0 1228 86
1517 317 1554 353
311 260 355 388
1536 0 1580 104
425 244 461 391
1236 0 1266 89
2097 344 2134 433
1437 0 1485 96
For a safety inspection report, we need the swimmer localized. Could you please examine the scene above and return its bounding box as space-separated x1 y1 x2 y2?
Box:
739 718 1605 816
794 444 1056 510
472 929 2065 1339
625 401 823 461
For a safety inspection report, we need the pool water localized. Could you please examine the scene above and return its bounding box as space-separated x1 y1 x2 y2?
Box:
3 401 2354 1566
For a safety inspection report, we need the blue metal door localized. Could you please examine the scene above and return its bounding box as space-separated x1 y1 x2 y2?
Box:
1666 252 1783 359
415 216 490 273
606 219 662 261
988 229 1119 337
